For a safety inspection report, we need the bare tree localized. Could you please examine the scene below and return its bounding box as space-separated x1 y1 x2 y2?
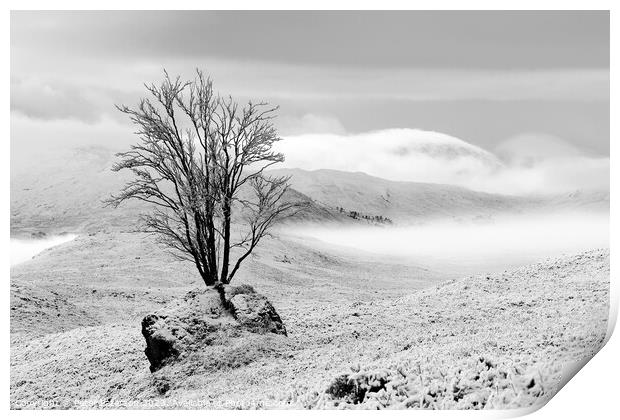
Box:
107 70 303 297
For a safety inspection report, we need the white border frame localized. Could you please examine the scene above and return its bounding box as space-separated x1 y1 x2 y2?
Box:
3 2 616 420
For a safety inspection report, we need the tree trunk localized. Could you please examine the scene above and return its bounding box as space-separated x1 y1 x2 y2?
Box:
214 282 229 309
219 198 231 284
200 272 216 287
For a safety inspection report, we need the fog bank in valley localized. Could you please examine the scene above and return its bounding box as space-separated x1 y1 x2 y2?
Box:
291 211 609 274
10 234 78 267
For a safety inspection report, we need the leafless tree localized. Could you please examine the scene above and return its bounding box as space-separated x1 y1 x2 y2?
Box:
107 70 304 297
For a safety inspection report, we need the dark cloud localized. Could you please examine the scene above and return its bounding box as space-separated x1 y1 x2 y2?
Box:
11 10 609 69
10 76 148 124
9 10 610 160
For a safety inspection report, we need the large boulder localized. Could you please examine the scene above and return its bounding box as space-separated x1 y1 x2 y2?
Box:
224 285 287 336
141 285 286 372
141 314 180 372
140 288 228 372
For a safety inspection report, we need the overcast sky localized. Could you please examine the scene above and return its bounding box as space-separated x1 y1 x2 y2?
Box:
10 11 610 192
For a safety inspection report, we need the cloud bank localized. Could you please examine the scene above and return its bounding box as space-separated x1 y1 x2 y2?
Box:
275 129 609 195
10 64 609 126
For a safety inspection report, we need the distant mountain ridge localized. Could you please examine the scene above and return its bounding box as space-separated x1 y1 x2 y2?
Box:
267 168 609 222
10 146 346 234
10 146 609 234
268 168 526 222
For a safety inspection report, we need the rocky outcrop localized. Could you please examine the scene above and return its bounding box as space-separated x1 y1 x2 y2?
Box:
224 285 287 336
141 285 286 372
141 315 181 373
326 370 390 405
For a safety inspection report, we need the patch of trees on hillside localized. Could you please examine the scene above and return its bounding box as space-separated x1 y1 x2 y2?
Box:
335 207 393 225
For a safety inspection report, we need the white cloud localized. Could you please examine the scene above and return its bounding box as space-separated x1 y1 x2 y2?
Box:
275 129 609 195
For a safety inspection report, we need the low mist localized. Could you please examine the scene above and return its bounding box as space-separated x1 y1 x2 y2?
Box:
291 211 609 275
10 234 78 267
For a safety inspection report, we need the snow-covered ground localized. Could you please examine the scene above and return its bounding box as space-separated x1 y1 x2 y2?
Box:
9 228 609 409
